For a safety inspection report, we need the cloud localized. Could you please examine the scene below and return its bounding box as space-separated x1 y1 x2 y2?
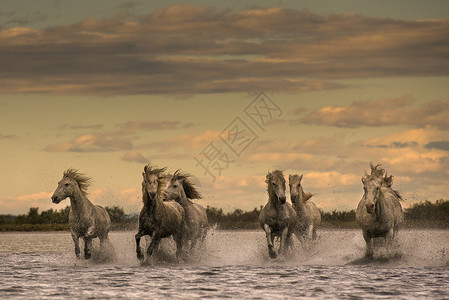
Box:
121 151 150 164
1 5 448 95
0 133 16 139
58 123 103 130
45 133 132 152
119 120 196 134
425 141 449 151
296 96 449 130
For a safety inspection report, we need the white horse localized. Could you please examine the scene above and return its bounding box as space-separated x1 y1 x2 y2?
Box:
289 174 321 248
51 169 111 259
164 170 208 255
259 170 297 259
356 163 403 258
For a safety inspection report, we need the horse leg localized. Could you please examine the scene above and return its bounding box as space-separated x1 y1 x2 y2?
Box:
385 228 394 255
146 232 161 260
312 226 317 242
174 233 184 261
263 224 277 259
83 237 92 259
135 231 145 261
71 231 81 259
363 231 373 258
279 227 289 256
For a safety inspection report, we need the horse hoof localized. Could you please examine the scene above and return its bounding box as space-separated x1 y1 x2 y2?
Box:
137 252 144 261
269 250 277 259
84 252 91 259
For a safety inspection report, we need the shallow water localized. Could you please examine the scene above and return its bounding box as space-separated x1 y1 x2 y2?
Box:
1 229 448 299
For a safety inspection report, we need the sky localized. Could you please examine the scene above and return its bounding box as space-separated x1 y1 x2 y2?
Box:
1 0 448 215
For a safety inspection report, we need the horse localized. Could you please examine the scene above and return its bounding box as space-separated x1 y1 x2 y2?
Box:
289 174 321 248
356 163 404 258
164 170 208 255
135 165 185 262
51 169 111 259
259 170 297 259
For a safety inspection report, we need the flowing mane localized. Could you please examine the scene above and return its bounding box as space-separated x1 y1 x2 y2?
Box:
63 168 91 195
143 165 167 178
172 170 202 199
362 162 385 183
143 165 167 196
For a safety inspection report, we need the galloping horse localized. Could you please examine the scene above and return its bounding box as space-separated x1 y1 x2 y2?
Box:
259 170 297 259
164 170 208 254
51 169 111 259
356 163 403 258
135 165 185 262
289 174 321 248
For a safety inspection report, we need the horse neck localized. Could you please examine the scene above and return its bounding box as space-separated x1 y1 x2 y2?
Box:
268 187 281 209
176 187 193 209
374 187 390 219
297 186 309 209
143 189 163 214
69 186 93 215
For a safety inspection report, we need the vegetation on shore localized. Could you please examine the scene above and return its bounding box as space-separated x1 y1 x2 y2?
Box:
1 200 449 231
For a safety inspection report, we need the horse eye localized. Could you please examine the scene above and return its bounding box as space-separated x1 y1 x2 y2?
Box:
173 184 178 188
271 182 276 186
64 183 69 187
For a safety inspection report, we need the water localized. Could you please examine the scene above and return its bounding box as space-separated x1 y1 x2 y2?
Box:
1 229 448 299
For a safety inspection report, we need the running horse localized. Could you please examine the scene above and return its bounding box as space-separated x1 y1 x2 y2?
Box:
259 170 297 259
135 165 185 262
289 174 321 248
356 163 404 258
51 169 111 259
164 170 208 255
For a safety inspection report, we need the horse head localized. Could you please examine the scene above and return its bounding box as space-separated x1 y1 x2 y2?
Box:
142 165 167 199
164 170 202 202
266 170 286 204
361 175 382 214
51 169 90 204
288 174 303 204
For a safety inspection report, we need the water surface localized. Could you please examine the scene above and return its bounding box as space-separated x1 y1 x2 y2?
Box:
1 229 448 299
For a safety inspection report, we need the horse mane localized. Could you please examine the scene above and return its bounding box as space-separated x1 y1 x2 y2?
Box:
63 168 91 194
172 170 202 199
267 170 284 182
143 164 167 179
364 164 404 202
363 162 385 183
303 192 313 201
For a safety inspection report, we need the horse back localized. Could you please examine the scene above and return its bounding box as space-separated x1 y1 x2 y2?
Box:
306 201 321 225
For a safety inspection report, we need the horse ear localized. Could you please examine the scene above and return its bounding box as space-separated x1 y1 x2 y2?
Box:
361 177 365 184
384 175 393 187
142 172 146 181
288 175 292 180
299 174 303 181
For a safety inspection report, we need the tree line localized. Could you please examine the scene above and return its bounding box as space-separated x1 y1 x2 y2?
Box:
1 199 448 231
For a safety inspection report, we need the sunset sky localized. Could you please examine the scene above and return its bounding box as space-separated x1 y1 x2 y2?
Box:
1 0 448 215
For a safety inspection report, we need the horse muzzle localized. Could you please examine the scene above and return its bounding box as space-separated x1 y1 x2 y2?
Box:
290 194 298 204
279 195 286 204
51 195 61 204
366 202 375 214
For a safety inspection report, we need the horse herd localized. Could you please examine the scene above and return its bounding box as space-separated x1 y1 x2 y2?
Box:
50 162 403 263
